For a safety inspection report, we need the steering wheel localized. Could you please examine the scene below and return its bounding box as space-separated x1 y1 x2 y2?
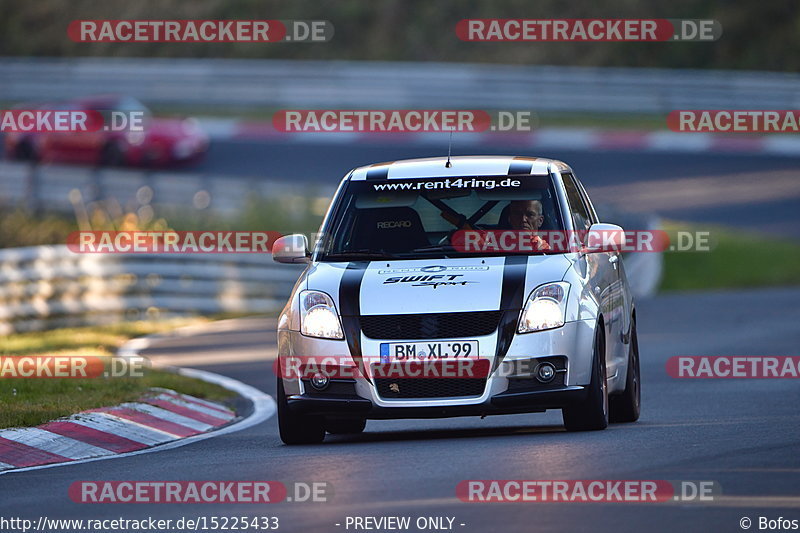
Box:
438 223 487 246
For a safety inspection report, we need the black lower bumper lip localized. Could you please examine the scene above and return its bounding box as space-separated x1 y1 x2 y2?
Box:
490 386 587 407
286 386 586 419
287 394 373 415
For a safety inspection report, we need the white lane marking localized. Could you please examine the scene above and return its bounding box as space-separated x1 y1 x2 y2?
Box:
0 428 114 460
0 365 276 475
116 402 213 432
195 118 238 139
647 131 713 152
0 461 16 469
144 347 277 366
68 413 176 445
150 393 235 420
763 135 800 156
588 170 800 213
533 128 595 149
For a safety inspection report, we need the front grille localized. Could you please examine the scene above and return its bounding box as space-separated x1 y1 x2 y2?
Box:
374 377 487 399
359 311 503 340
371 360 490 399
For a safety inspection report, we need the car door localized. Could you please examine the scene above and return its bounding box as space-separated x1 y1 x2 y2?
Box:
575 175 632 347
45 104 105 163
561 172 622 379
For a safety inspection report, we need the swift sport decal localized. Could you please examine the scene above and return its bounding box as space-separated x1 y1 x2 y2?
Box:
360 258 505 314
383 274 477 289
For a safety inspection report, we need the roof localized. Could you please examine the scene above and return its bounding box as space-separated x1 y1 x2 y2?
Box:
348 156 571 181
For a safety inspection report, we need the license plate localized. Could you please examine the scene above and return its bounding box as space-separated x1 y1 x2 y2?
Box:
380 341 479 362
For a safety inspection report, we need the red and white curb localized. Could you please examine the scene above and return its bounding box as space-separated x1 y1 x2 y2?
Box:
198 118 800 156
0 337 276 475
0 389 232 471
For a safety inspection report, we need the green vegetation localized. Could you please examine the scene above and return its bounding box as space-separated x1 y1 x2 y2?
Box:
0 191 326 248
0 210 78 249
660 222 800 291
0 0 796 72
0 319 235 429
0 365 233 429
0 318 209 356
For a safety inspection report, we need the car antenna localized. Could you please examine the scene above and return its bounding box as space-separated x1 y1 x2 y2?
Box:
445 128 453 168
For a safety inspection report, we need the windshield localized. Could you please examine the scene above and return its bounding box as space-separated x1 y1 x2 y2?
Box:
317 174 565 261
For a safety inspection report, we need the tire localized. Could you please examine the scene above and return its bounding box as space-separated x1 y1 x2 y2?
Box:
325 417 367 435
610 318 641 423
100 142 125 167
563 324 609 432
277 376 325 445
14 140 37 162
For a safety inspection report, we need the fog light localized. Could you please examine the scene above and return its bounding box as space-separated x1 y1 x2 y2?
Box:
310 373 330 390
535 362 556 383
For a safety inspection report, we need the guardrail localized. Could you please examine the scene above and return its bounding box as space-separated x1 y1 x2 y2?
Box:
0 245 304 335
1 58 798 113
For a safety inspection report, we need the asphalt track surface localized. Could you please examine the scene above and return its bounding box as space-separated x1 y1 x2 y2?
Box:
2 135 799 237
1 288 799 533
197 139 800 238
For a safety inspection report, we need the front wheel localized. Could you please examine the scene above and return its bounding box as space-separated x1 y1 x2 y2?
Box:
100 142 125 167
14 139 38 162
563 325 608 432
277 376 325 445
610 318 641 423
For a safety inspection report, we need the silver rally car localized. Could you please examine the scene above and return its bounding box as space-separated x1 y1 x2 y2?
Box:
273 156 640 444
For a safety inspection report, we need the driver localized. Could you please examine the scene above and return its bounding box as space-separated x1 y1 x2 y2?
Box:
507 200 550 251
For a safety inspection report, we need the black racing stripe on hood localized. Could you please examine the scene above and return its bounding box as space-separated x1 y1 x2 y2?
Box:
508 160 534 175
339 261 369 381
366 166 390 180
493 255 528 372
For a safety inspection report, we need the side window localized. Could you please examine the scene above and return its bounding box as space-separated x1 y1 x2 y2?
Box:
561 173 592 232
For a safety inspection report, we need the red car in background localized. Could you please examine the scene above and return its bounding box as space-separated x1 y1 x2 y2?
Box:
4 96 209 167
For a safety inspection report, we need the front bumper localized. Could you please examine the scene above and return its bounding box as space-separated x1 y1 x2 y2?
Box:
278 318 596 418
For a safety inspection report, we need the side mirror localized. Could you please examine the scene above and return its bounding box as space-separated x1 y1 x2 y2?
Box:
272 234 310 264
583 223 625 253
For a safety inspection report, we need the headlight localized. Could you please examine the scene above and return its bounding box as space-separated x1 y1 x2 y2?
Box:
518 282 570 333
127 131 145 146
300 290 344 339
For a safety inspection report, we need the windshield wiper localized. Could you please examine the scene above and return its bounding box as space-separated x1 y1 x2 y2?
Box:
392 245 456 258
405 245 453 254
321 250 396 261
